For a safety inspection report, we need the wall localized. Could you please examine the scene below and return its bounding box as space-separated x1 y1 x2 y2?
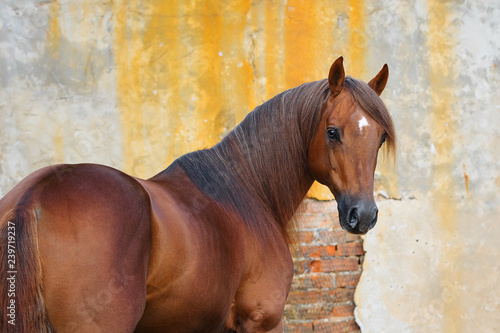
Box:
1 1 499 332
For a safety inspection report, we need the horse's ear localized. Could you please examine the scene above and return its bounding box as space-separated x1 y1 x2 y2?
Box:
329 56 345 97
368 64 389 96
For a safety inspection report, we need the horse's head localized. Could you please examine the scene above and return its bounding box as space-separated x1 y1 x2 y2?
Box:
308 57 395 234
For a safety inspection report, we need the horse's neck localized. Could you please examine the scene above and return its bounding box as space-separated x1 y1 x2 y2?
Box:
215 108 315 226
160 82 328 232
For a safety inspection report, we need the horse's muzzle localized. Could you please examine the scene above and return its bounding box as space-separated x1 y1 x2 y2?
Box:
337 196 378 234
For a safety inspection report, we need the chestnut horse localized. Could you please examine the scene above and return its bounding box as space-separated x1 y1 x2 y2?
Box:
0 57 395 332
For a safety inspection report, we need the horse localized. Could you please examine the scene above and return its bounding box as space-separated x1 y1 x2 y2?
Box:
0 56 395 332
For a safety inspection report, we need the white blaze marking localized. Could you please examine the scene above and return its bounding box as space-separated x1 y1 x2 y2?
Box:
358 116 369 132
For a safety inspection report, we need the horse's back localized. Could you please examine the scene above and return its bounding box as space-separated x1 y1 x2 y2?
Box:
0 164 152 332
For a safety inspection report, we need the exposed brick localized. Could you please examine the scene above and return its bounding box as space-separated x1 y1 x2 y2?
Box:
313 319 360 333
284 304 334 320
318 289 337 303
326 245 336 256
294 230 316 244
331 217 342 230
284 199 364 328
331 289 355 303
310 260 322 273
291 273 335 290
336 242 365 256
283 322 314 333
333 304 356 317
301 199 337 214
315 288 355 303
310 273 335 289
336 273 361 288
303 257 359 274
287 290 321 304
293 245 333 258
317 229 361 245
295 214 333 229
287 288 354 304
293 260 307 274
320 258 359 272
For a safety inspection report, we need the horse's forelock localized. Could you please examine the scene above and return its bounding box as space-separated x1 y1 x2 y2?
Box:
344 77 397 157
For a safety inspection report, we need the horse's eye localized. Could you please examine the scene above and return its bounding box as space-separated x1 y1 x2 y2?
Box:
379 133 387 148
327 127 340 142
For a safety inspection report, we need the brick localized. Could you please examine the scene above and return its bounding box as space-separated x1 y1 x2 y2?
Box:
295 214 333 229
292 260 307 274
309 273 335 289
317 229 361 245
333 304 355 317
301 199 337 214
306 258 359 273
287 290 321 304
336 273 361 288
312 319 360 333
283 322 313 333
330 216 342 230
336 242 365 256
331 289 355 303
293 230 315 244
284 304 334 320
293 245 334 259
287 289 350 305
290 288 352 304
310 260 322 272
318 288 355 303
291 273 335 290
326 245 336 256
320 258 359 272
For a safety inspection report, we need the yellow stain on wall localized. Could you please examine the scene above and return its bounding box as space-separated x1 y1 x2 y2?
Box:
347 0 367 78
46 3 61 57
284 0 317 87
46 2 65 164
53 126 65 163
114 0 191 177
262 1 286 102
427 0 463 331
209 1 254 125
113 1 149 177
284 0 325 199
428 1 458 233
113 0 257 178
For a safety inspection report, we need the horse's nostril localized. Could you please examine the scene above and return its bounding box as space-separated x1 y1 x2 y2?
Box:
348 207 359 229
368 210 378 230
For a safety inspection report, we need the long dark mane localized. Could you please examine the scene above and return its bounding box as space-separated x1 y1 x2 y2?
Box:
154 77 395 242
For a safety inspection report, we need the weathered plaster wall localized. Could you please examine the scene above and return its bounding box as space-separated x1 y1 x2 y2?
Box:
355 1 500 332
0 1 499 332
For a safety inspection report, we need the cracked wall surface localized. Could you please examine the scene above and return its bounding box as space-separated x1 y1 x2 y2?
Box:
1 1 499 332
